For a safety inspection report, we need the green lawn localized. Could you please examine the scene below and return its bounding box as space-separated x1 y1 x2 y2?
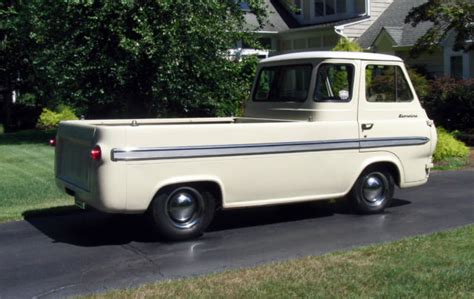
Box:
0 130 72 222
90 225 474 298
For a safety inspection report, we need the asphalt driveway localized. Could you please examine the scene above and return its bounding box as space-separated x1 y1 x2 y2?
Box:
0 169 473 298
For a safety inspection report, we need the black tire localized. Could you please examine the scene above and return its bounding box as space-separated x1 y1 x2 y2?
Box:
149 185 216 241
349 168 394 214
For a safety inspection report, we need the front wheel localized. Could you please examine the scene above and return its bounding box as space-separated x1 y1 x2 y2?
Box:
149 186 215 241
350 169 394 214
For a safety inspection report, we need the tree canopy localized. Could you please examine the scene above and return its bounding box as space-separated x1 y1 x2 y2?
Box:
1 0 266 127
405 0 474 57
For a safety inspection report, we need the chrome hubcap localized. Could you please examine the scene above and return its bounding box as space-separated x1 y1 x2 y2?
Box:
362 174 385 206
168 192 196 222
166 188 202 229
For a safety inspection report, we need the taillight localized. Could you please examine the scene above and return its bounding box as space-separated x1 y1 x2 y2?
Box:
91 146 102 161
49 138 56 147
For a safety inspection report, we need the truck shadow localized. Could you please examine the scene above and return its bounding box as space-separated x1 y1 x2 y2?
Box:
23 198 410 247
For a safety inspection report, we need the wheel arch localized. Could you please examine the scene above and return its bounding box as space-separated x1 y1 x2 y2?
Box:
361 161 401 187
149 176 225 211
355 153 405 189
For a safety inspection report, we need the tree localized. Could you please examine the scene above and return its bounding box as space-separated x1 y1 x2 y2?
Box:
405 0 474 57
0 1 40 131
1 0 266 123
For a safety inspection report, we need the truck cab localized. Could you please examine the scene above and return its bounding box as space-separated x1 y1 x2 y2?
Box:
246 52 436 184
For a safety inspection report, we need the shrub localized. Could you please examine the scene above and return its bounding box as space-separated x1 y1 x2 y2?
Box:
422 78 474 131
433 127 469 162
332 37 363 52
407 68 429 99
36 105 78 129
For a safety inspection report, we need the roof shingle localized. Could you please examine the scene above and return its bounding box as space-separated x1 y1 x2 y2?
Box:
358 0 432 48
243 0 295 32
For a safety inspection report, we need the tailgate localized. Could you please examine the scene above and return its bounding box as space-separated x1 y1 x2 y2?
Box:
55 123 97 192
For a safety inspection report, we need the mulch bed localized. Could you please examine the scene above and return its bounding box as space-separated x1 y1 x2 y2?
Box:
468 148 474 168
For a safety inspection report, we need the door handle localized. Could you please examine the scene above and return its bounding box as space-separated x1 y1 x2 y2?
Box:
361 123 374 130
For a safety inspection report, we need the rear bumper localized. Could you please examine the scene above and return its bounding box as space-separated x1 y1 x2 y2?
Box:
56 177 128 213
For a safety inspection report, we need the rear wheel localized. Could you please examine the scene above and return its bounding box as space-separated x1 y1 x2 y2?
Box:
350 169 394 214
149 185 215 241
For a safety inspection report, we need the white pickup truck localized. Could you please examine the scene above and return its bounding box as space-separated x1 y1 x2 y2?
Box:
55 51 437 240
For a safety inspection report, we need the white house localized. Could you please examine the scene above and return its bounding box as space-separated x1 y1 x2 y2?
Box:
241 0 472 79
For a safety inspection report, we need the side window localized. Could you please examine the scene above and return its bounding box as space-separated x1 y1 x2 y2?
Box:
314 64 354 102
366 65 413 102
253 65 312 102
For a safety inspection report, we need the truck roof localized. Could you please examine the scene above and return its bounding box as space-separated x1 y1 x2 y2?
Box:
261 51 403 63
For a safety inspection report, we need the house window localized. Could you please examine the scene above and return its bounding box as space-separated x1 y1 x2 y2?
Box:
326 0 335 15
280 40 292 51
294 38 306 49
294 0 302 14
258 38 272 49
309 37 323 48
322 35 339 48
315 0 324 16
314 0 346 17
337 0 346 14
450 56 463 79
355 0 365 14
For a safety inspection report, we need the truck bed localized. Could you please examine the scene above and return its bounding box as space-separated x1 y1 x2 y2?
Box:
55 116 306 211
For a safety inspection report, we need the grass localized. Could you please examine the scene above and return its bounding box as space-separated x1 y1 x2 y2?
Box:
90 225 474 298
0 130 72 222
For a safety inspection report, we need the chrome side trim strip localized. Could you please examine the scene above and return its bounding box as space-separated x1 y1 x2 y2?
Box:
112 139 360 161
360 137 429 149
111 137 429 161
